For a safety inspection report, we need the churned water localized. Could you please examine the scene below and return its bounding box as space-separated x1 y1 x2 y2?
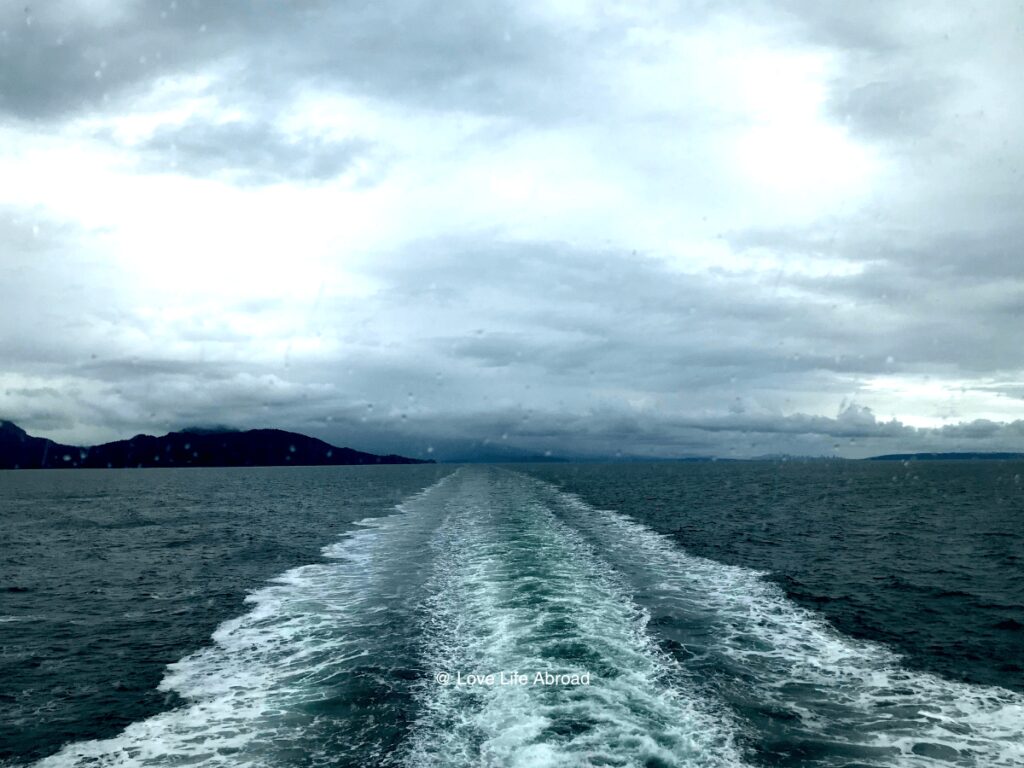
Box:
2 463 1022 766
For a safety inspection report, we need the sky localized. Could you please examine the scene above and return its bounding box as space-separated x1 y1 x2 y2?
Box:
2 0 1024 460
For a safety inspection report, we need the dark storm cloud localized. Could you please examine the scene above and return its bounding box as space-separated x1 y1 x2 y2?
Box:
0 1 223 119
0 232 867 453
730 223 1024 376
830 77 953 141
43 366 341 443
74 357 237 382
773 0 901 52
4 1 1024 457
377 237 910 386
783 0 1024 170
137 119 373 183
330 399 1024 460
1 0 600 123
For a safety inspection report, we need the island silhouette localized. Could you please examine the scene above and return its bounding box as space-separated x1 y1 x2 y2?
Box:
0 421 431 469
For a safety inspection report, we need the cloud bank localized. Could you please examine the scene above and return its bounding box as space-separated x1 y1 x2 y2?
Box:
2 1 1023 459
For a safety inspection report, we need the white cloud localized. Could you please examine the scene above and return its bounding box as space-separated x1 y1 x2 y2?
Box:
1 1 1023 458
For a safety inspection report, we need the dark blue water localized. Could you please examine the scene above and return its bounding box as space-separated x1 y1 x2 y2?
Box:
521 461 1024 694
0 465 453 764
1 464 1022 766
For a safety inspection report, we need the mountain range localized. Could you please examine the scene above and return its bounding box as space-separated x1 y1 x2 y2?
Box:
0 421 431 469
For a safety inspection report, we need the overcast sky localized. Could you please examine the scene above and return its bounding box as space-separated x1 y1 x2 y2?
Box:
2 0 1023 460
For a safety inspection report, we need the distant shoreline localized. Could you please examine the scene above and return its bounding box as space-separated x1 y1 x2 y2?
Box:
865 452 1024 461
0 421 432 469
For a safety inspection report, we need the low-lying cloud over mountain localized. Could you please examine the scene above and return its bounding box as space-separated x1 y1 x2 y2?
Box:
2 1 1023 459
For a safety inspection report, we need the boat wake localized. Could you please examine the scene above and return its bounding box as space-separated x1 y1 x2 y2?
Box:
34 468 1024 767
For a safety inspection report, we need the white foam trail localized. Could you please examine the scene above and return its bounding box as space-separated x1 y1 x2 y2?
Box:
540 477 1024 768
33 473 458 768
32 466 1020 767
404 469 746 768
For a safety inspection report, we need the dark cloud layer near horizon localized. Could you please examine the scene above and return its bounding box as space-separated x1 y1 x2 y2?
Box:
2 0 1023 459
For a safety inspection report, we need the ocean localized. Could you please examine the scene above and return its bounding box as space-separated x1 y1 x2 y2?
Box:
1 462 1022 766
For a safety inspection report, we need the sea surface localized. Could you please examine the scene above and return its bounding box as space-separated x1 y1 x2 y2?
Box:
1 462 1022 766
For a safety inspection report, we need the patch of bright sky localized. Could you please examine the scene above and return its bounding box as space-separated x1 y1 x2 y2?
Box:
0 104 381 316
661 238 867 278
0 15 883 316
272 9 880 277
610 14 880 273
729 49 875 200
859 374 1024 427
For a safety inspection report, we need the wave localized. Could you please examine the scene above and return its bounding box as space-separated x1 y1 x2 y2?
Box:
34 474 458 768
540 477 1024 767
402 469 744 768
31 467 1024 768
